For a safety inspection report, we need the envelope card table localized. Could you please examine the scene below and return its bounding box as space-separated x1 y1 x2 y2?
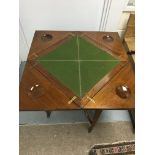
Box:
19 31 135 132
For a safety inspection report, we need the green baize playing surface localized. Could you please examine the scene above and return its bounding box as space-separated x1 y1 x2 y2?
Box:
37 36 119 97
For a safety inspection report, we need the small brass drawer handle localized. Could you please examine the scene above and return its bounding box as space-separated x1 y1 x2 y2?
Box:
115 85 131 99
102 35 114 42
41 34 53 41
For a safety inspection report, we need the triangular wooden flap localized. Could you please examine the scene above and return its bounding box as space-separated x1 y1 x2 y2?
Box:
83 63 135 109
82 32 128 61
19 62 80 111
27 31 73 60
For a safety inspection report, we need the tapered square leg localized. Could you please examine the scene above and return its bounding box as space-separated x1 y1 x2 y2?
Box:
128 109 135 133
88 110 102 133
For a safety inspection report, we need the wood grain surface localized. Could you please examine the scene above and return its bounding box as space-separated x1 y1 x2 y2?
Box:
124 14 135 52
83 63 135 109
19 62 80 110
20 31 134 111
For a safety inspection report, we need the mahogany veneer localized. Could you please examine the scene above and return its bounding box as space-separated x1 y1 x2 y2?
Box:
19 31 135 132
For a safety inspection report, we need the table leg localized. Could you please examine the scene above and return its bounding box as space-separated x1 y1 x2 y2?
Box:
128 109 135 133
45 111 52 118
83 110 93 124
88 110 102 133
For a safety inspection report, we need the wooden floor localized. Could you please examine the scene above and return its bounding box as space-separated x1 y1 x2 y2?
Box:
20 122 134 155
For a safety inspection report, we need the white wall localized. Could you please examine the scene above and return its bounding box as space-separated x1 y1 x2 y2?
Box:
19 0 128 61
19 0 104 60
104 0 128 31
19 20 29 62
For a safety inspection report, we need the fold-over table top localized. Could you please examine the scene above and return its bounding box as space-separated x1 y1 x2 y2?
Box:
20 31 135 110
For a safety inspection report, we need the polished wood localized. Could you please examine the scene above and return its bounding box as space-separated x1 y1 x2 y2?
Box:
84 63 135 109
30 60 82 107
26 31 131 108
28 31 128 61
19 62 80 110
20 31 134 110
124 14 135 53
83 32 128 61
81 61 128 106
28 31 72 60
115 85 131 99
20 31 135 132
80 32 128 104
125 37 135 52
33 57 128 108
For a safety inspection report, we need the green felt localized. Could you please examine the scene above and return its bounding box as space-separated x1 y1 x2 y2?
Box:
78 37 117 60
37 36 120 97
38 37 78 60
80 61 119 96
38 61 80 97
